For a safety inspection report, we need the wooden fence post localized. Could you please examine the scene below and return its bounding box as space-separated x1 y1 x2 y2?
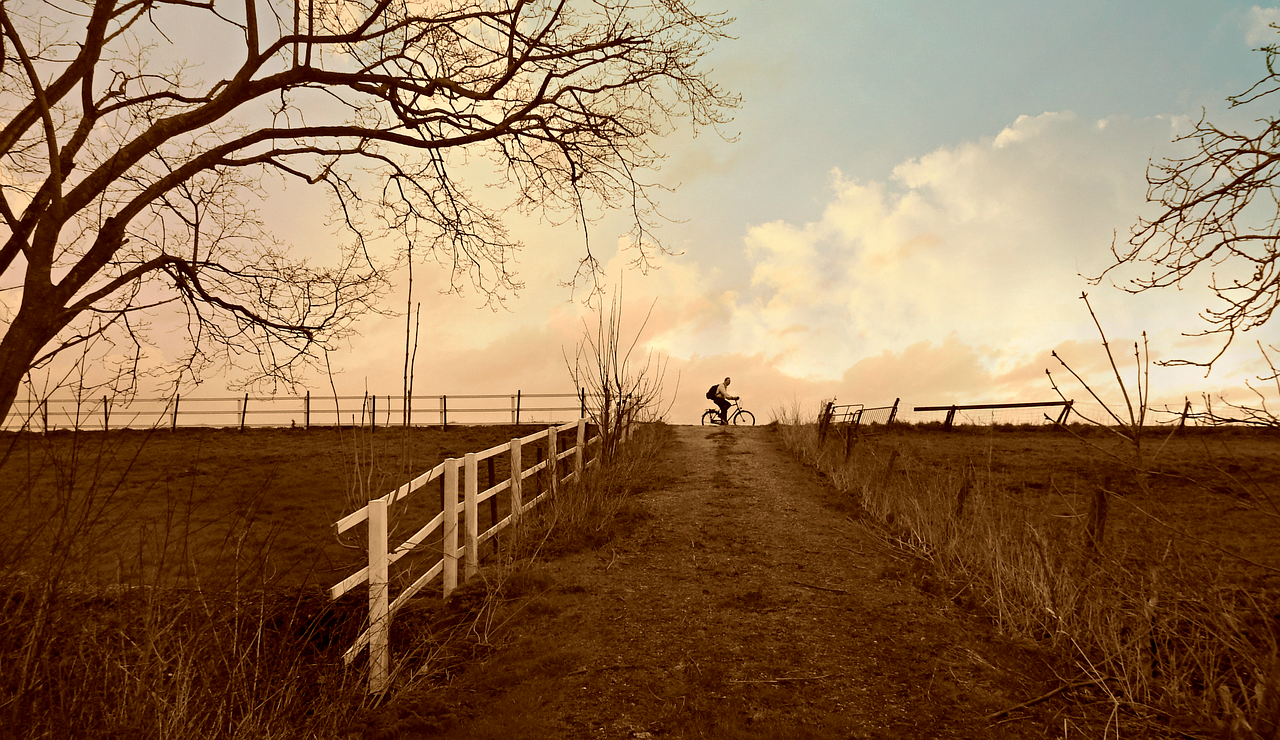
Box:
441 395 448 429
464 452 479 580
580 388 586 418
547 426 558 495
575 417 586 478
305 391 311 429
887 398 899 426
534 446 544 498
515 390 521 425
487 457 498 557
103 396 110 431
818 401 833 443
367 496 390 693
172 394 180 430
1057 400 1075 426
510 438 524 517
240 393 249 431
443 458 459 596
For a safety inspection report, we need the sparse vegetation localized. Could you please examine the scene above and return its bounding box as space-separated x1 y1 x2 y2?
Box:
0 420 667 738
776 410 1280 739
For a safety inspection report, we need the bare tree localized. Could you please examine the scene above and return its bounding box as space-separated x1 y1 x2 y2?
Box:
0 0 737 417
566 287 674 460
1100 40 1280 372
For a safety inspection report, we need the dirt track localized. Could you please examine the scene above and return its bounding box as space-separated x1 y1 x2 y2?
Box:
385 425 1053 738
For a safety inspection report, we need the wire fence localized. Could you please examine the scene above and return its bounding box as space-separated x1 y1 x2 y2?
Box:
2 390 594 432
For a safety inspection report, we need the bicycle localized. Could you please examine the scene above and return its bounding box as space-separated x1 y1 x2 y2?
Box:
701 399 755 426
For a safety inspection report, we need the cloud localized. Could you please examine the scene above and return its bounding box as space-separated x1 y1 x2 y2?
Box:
655 112 1183 384
1246 6 1280 46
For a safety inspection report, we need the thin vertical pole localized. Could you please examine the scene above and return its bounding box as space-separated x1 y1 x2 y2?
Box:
371 394 376 432
580 388 586 418
103 396 109 431
172 394 180 431
888 398 899 426
510 438 523 517
442 458 459 596
240 393 249 431
515 390 521 425
464 452 478 580
441 395 448 429
367 497 390 693
305 391 311 429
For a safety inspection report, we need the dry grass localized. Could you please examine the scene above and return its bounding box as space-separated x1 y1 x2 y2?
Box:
0 420 642 739
776 410 1280 739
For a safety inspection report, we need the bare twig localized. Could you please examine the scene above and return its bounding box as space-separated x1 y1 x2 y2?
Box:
791 580 851 595
986 678 1114 721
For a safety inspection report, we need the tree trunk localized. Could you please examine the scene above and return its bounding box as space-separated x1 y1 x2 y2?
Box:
0 295 69 423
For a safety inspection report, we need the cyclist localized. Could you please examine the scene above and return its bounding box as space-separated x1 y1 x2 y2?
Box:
706 377 739 425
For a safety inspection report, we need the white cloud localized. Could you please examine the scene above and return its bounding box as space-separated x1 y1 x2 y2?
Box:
659 112 1184 380
1247 7 1280 45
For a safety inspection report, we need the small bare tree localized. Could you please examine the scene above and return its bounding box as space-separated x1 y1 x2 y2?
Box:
566 288 674 460
1046 293 1182 494
0 0 738 418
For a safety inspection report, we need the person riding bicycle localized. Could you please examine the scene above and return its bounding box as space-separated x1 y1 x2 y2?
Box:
706 377 739 425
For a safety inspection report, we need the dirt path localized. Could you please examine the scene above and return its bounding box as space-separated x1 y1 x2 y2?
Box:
392 425 1051 739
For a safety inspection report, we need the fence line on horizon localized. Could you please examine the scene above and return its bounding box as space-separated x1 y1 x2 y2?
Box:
1 390 596 432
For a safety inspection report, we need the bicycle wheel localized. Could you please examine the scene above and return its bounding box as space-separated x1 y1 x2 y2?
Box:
701 409 719 425
732 410 755 426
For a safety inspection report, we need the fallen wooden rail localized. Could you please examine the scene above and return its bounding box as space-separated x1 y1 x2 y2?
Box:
913 400 1074 429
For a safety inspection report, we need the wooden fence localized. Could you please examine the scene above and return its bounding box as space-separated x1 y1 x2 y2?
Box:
2 390 593 431
913 400 1074 429
330 417 618 693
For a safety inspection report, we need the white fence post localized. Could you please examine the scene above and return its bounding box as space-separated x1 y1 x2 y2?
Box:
547 425 558 495
443 458 459 596
367 497 390 693
575 417 586 478
464 452 479 580
510 438 523 517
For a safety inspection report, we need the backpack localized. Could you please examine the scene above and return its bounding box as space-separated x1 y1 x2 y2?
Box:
706 384 719 400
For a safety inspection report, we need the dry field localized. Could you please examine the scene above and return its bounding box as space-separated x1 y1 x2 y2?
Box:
860 423 1280 581
0 423 560 591
781 420 1280 738
0 420 1276 739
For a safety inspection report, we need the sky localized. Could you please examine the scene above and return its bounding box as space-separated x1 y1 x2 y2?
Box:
19 1 1280 426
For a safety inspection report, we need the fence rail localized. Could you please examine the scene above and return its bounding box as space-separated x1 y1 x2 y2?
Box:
332 417 617 693
913 400 1074 429
2 390 595 431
